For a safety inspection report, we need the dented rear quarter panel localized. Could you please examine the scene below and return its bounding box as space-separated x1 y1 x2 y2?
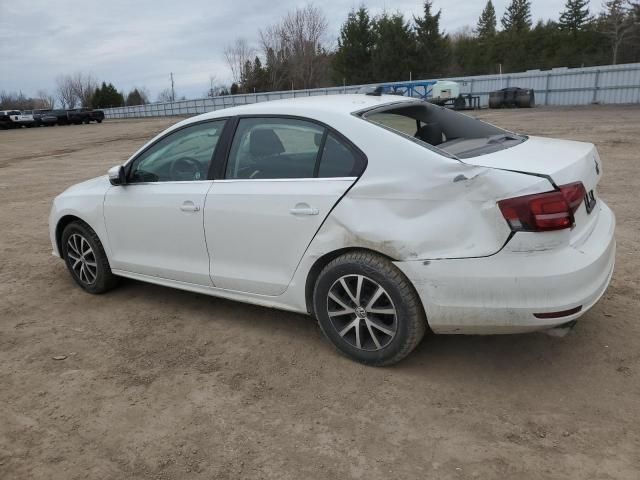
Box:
304 119 553 263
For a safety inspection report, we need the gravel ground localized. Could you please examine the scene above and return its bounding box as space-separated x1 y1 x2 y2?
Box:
0 105 639 479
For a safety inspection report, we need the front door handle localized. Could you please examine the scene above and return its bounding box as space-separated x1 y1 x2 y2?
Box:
290 203 319 216
180 201 200 212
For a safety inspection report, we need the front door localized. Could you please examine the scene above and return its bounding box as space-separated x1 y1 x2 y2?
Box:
204 117 365 295
104 119 226 285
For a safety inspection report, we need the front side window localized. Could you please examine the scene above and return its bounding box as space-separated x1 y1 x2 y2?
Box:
225 118 325 179
129 120 226 182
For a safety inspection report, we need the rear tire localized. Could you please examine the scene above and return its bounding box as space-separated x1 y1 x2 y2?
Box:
313 251 426 366
61 221 119 294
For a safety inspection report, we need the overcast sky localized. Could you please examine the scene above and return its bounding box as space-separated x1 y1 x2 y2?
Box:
0 0 604 101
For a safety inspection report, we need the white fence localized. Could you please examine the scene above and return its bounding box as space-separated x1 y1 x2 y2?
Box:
103 62 640 119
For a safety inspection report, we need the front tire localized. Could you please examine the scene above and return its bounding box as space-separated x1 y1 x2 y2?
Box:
313 251 426 366
61 221 119 294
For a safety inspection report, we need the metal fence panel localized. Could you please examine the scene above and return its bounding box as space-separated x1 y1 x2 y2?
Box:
102 62 640 119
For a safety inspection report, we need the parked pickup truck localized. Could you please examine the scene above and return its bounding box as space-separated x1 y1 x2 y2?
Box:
67 108 105 124
0 110 20 129
10 110 36 127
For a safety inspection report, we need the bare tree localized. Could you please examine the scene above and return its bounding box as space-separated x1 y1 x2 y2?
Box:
602 0 636 64
138 86 151 104
206 75 229 97
71 72 97 107
224 38 253 86
156 88 174 103
0 91 34 110
55 75 77 109
259 4 329 90
282 4 329 88
36 89 55 109
259 26 289 90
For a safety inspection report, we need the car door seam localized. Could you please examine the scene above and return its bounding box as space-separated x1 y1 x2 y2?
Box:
202 181 217 286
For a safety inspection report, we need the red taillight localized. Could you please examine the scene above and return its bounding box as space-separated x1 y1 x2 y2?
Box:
498 182 586 232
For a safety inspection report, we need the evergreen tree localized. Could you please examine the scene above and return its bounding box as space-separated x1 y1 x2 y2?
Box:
414 0 450 77
476 0 497 37
125 88 148 106
91 82 124 108
501 0 532 32
371 13 416 82
91 85 104 109
559 0 593 34
333 7 375 84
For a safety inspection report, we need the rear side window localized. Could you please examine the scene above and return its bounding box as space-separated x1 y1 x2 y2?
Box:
226 118 324 179
318 133 362 178
226 117 366 180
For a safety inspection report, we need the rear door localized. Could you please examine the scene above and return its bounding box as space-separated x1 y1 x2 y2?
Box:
205 116 365 295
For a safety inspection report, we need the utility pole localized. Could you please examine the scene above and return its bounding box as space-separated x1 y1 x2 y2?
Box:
170 72 175 102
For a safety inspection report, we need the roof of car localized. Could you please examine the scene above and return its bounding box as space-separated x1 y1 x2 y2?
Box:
192 94 417 122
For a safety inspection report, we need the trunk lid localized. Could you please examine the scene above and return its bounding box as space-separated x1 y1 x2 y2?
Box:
463 136 601 193
465 136 603 249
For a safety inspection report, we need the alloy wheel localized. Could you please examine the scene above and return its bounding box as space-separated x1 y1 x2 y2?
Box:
66 233 97 285
326 274 398 351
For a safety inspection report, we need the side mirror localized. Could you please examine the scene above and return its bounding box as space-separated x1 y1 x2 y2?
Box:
108 165 126 186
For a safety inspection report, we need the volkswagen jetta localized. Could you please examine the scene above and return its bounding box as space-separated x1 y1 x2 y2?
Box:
49 95 616 365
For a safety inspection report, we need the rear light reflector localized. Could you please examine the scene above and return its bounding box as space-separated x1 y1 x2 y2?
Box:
533 306 582 319
498 182 586 232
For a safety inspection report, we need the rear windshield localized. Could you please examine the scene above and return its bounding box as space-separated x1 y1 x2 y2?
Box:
361 101 526 159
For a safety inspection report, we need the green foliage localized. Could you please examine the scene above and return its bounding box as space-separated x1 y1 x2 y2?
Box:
125 88 148 106
371 12 417 82
501 0 532 33
413 1 450 77
241 57 270 93
476 0 497 38
333 7 375 84
91 82 124 108
559 0 593 33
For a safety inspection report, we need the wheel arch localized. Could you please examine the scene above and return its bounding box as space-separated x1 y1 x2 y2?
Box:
304 247 398 315
55 215 89 258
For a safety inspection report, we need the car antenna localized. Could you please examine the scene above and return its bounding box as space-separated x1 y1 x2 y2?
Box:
366 86 384 96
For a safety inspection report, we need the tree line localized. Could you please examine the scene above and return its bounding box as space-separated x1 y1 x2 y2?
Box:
232 0 640 92
0 73 151 110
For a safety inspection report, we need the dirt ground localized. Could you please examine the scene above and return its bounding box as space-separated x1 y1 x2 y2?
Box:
1 105 639 480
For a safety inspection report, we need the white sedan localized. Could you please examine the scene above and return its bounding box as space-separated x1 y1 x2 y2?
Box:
49 94 616 365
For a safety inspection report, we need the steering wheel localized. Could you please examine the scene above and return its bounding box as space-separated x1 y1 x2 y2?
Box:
169 157 202 181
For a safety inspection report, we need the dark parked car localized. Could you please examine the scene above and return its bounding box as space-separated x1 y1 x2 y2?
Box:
33 109 52 126
67 108 105 124
89 109 105 123
40 109 70 126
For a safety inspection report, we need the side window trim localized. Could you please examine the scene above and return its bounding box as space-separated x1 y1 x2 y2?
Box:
210 116 239 180
125 118 228 183
312 129 329 178
219 114 367 181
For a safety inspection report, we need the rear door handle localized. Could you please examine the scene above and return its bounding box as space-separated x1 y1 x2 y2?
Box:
180 201 200 212
290 204 319 216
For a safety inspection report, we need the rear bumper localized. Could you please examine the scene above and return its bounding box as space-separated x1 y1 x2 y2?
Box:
395 201 616 334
